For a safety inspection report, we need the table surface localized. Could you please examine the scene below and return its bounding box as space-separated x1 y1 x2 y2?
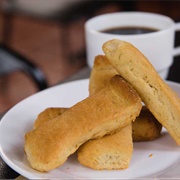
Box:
1 55 180 179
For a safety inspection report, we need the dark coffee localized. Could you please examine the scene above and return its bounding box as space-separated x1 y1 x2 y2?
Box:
101 26 158 35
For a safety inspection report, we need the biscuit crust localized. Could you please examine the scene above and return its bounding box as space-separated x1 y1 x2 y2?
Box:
103 39 180 145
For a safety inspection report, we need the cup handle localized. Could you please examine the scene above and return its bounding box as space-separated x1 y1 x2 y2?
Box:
173 22 180 56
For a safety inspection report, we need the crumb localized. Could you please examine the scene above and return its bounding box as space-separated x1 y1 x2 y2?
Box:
149 153 153 157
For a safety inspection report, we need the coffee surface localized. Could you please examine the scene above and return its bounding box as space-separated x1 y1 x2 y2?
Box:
101 26 158 35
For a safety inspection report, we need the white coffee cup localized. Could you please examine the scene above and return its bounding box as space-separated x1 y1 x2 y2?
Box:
85 12 180 79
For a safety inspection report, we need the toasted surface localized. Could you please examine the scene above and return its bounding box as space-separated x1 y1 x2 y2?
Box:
133 106 162 142
24 75 142 172
78 124 133 170
34 107 68 129
103 39 180 145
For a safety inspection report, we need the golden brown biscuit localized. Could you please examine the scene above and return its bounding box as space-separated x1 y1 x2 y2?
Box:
24 75 142 172
34 106 162 142
78 124 132 170
103 39 180 145
89 55 118 96
133 106 162 142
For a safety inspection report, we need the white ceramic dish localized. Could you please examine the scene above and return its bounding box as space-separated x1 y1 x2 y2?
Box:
0 79 180 179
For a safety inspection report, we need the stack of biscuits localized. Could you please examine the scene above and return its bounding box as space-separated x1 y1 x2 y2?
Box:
24 39 180 172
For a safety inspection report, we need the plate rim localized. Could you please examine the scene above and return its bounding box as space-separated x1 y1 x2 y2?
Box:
0 79 180 179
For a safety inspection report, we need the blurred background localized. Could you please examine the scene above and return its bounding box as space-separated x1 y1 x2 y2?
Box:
0 0 180 113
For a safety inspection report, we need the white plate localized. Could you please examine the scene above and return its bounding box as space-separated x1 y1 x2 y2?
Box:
0 79 180 179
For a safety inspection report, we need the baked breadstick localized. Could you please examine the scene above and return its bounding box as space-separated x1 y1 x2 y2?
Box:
89 55 118 96
78 125 132 170
34 106 162 142
103 39 180 145
132 106 162 142
78 55 133 170
25 75 142 172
